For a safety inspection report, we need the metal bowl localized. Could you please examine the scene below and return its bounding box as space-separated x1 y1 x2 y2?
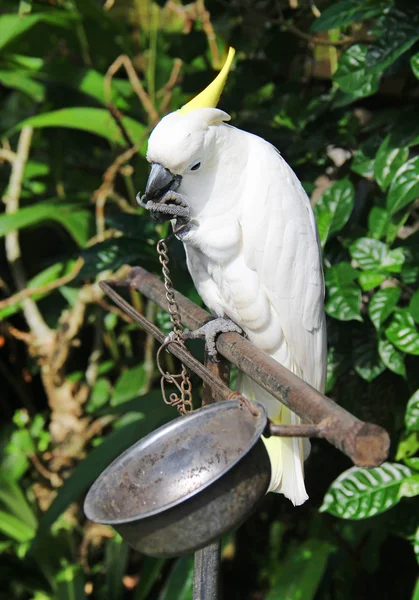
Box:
84 399 270 557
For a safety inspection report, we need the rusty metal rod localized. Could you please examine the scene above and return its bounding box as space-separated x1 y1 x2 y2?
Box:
267 423 326 438
101 268 390 468
101 281 240 403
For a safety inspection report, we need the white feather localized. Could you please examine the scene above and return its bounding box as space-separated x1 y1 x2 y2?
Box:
147 112 327 505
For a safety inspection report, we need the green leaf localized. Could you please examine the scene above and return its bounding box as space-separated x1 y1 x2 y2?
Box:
10 108 145 147
397 433 419 461
158 556 194 600
326 346 350 393
37 64 134 110
414 528 419 566
314 178 355 246
351 148 374 178
310 0 388 32
353 334 385 382
3 53 44 71
320 463 414 519
111 365 148 406
358 271 386 291
404 457 419 471
387 157 419 215
399 474 419 499
366 7 419 73
374 136 409 191
0 475 37 531
410 290 419 324
350 238 405 272
79 238 156 280
368 206 390 240
134 558 166 600
402 247 419 285
325 263 362 322
413 578 419 600
406 390 419 432
85 378 111 414
266 540 334 600
411 52 419 79
0 70 44 101
378 339 406 377
351 134 382 179
369 287 401 329
0 200 93 247
56 564 86 600
0 261 77 320
0 13 75 52
105 534 130 600
334 44 380 99
0 510 35 542
386 310 419 355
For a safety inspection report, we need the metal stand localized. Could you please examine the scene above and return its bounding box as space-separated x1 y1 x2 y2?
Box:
193 542 221 600
191 352 230 600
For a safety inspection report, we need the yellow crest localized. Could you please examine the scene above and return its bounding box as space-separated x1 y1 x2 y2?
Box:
179 47 235 115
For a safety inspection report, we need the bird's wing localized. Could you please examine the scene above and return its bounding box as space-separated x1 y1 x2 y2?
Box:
240 133 326 392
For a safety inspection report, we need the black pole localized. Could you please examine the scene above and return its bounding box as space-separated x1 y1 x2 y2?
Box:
191 352 229 600
193 541 221 600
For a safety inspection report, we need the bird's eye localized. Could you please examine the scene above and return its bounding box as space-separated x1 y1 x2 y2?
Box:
190 161 201 171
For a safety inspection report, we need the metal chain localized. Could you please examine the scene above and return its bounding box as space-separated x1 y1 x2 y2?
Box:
156 237 193 415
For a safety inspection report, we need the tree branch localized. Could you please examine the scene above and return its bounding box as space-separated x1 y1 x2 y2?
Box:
3 126 52 345
104 54 159 125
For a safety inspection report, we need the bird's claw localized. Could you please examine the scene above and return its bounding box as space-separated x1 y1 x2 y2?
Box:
137 191 190 222
163 331 178 351
182 317 242 360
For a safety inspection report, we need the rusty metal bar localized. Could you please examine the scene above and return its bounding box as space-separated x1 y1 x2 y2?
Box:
100 267 390 468
266 423 325 438
100 281 239 403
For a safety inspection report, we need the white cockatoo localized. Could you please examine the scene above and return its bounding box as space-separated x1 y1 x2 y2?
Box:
142 48 327 506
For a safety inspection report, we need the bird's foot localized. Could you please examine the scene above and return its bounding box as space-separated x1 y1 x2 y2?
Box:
180 317 242 360
137 191 190 222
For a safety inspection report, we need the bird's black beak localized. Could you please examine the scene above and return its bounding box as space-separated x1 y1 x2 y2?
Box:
145 162 181 201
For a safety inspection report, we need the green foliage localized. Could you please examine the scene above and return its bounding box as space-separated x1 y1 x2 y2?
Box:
265 540 334 600
406 390 419 432
325 263 362 322
334 44 381 99
314 178 354 247
320 463 418 519
11 108 145 148
158 556 194 600
0 0 418 598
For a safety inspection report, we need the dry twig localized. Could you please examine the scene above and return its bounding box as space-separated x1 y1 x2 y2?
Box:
94 144 141 239
157 58 183 115
3 127 52 346
167 1 220 67
0 148 17 164
104 54 159 125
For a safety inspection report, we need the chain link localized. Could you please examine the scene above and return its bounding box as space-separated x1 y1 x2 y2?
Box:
156 237 193 415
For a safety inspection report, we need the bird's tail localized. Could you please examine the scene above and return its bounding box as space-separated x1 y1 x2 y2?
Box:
238 373 309 506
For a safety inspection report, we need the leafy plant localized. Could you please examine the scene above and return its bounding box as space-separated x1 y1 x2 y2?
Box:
1 0 419 598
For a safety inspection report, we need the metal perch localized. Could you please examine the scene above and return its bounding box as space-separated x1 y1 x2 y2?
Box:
100 266 390 468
